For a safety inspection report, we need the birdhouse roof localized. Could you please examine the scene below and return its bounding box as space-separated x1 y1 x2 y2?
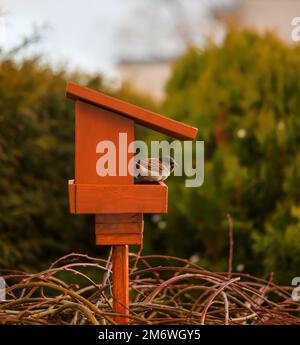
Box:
66 82 198 140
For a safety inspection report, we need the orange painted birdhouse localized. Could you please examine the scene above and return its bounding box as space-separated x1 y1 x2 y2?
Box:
66 82 197 245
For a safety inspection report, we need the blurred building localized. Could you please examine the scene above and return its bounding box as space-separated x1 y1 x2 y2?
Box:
118 57 174 102
213 0 300 43
118 0 300 102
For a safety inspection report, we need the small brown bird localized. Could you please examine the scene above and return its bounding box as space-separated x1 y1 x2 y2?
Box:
134 156 177 183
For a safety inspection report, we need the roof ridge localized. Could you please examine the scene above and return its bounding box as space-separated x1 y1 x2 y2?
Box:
66 82 198 140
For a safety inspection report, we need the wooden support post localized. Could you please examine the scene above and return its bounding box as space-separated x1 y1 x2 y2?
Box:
95 214 143 324
112 245 129 324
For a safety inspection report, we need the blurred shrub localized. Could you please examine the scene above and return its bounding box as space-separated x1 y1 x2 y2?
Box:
157 29 300 282
0 56 156 270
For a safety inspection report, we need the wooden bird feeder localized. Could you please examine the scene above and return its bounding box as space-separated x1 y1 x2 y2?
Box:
66 82 198 324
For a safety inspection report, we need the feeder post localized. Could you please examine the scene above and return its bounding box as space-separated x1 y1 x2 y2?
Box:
112 244 129 324
95 214 143 324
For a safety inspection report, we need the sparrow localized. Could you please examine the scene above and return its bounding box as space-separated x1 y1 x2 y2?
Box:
134 156 177 183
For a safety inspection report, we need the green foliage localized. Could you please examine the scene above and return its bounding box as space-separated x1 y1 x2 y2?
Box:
0 55 156 270
158 29 300 282
0 57 95 269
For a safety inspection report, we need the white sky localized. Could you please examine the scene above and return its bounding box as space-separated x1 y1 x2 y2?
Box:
0 0 228 78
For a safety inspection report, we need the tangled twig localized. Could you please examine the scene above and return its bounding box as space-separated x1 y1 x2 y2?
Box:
0 253 299 325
